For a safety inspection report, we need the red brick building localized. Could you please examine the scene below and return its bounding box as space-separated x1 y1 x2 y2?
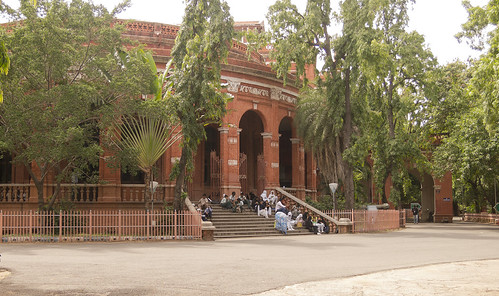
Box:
0 20 452 222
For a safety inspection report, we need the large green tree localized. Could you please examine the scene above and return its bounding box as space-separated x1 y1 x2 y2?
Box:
0 0 154 210
427 0 499 212
169 0 233 210
359 0 435 208
263 0 372 209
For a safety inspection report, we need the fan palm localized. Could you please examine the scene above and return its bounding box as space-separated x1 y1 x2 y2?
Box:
114 115 181 211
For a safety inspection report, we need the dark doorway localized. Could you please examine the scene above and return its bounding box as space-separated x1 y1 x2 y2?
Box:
0 152 12 183
239 111 264 194
279 117 293 188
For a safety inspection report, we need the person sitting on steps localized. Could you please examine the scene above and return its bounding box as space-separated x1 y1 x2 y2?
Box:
220 194 232 210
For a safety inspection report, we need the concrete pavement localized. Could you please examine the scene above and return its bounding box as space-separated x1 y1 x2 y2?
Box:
0 222 498 295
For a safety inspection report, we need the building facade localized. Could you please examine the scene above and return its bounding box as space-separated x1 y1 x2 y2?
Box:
0 20 452 222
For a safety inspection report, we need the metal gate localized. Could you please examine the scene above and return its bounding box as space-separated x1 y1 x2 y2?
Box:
257 154 266 195
239 153 247 194
210 150 221 202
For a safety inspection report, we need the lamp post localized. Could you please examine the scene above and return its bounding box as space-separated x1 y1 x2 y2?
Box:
150 181 158 225
329 183 338 212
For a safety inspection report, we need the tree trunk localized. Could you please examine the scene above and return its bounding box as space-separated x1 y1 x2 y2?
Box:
47 182 62 210
341 67 355 210
35 180 45 211
173 147 189 211
144 169 152 211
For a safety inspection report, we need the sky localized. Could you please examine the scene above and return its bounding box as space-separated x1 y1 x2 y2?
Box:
1 0 490 65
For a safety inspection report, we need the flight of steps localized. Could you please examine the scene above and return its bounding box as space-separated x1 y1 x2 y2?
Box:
209 203 314 239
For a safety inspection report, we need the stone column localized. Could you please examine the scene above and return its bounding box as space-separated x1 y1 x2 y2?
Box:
261 132 279 190
290 138 305 199
307 152 318 199
219 126 241 196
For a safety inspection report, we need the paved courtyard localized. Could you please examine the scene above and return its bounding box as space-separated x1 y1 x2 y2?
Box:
0 222 498 295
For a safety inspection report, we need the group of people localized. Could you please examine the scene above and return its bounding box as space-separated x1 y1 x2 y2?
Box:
197 194 213 221
197 190 332 235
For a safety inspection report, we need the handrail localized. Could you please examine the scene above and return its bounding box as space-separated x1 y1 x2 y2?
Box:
184 196 216 237
275 187 346 226
184 196 198 213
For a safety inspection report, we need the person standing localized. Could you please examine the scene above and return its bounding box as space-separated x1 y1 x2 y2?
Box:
412 206 419 224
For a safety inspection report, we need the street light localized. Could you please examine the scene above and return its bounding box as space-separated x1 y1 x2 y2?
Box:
329 183 338 212
150 181 158 225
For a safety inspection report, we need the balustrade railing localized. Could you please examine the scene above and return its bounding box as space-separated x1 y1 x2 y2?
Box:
120 184 172 203
0 183 177 205
58 184 99 203
0 184 31 203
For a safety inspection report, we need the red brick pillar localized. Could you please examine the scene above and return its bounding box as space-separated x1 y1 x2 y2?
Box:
165 133 182 203
100 150 121 202
307 153 318 198
219 126 241 196
433 171 453 223
261 132 279 190
290 138 305 199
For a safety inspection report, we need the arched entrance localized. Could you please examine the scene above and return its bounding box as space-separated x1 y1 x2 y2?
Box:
189 125 220 200
279 117 293 188
239 110 264 195
421 173 435 222
406 169 435 222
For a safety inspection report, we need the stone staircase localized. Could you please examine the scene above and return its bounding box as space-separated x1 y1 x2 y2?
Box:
210 204 314 239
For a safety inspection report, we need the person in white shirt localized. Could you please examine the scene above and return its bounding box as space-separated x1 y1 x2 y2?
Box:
287 211 296 231
220 194 232 209
275 198 287 215
260 190 268 202
268 190 277 205
258 200 270 218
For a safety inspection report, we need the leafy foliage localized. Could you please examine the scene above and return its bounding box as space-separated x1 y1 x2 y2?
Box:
169 0 234 210
0 0 154 210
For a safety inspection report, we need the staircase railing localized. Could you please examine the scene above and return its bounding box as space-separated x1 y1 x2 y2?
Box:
275 187 343 227
185 196 215 240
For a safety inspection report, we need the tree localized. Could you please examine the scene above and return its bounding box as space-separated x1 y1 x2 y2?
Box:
111 115 181 211
359 0 436 208
261 0 371 209
0 40 9 103
427 0 499 212
169 0 234 210
107 56 181 211
0 0 154 210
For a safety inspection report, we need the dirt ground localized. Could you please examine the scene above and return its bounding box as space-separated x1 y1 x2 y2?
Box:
256 259 499 295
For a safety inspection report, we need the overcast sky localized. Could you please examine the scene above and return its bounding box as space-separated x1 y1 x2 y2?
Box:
2 0 489 64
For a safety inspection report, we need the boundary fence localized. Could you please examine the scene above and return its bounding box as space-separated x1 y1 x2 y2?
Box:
0 210 202 243
464 213 499 225
323 210 405 233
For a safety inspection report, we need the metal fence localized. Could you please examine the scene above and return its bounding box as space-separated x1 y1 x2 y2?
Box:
323 209 405 233
0 210 202 243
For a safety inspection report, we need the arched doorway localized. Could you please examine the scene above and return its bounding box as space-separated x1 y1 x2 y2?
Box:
421 173 435 222
406 170 435 222
189 125 220 200
279 117 293 188
239 110 264 195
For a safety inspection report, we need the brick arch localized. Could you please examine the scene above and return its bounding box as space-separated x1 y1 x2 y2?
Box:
239 110 265 194
234 106 268 132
